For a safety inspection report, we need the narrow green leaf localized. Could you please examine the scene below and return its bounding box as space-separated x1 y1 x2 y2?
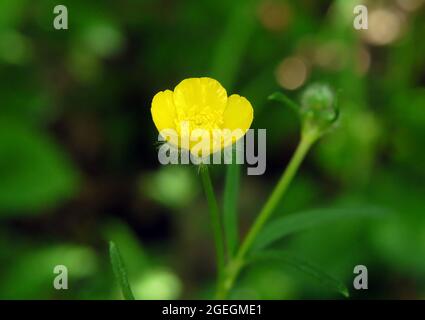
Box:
252 207 389 252
223 161 240 258
268 92 300 113
250 250 349 298
109 241 135 300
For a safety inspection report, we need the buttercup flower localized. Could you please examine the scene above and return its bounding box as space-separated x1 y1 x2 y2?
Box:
151 77 254 156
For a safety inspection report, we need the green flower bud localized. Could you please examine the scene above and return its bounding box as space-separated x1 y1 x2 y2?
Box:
299 83 339 138
268 82 339 143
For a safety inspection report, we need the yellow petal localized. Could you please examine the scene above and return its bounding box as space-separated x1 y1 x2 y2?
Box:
222 94 254 146
223 94 254 148
151 90 176 132
173 77 228 117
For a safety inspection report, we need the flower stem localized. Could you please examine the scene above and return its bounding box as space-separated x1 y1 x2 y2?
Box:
217 131 319 299
200 166 226 291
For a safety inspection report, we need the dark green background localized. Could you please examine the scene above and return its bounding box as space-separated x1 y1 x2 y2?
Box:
0 0 424 299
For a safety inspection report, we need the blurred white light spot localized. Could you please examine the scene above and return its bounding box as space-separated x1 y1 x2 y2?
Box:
141 166 198 208
314 42 347 71
133 268 182 300
275 56 308 90
396 0 425 11
83 23 124 57
258 1 291 32
364 9 402 45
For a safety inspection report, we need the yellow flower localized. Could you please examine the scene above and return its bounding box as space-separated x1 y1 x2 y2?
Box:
151 77 254 155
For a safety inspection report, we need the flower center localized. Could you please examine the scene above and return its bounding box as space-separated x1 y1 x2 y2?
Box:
175 105 224 135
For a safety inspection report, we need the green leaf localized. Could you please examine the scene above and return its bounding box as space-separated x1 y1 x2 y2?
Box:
249 250 349 297
109 241 135 300
0 121 79 215
0 244 96 299
252 207 389 252
268 92 300 113
103 220 149 274
223 161 240 258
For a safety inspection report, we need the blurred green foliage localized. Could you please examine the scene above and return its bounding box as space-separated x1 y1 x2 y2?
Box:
0 0 424 299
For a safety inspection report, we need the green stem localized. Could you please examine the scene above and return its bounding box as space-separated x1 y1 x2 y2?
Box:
223 160 240 259
200 166 226 292
217 131 319 299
